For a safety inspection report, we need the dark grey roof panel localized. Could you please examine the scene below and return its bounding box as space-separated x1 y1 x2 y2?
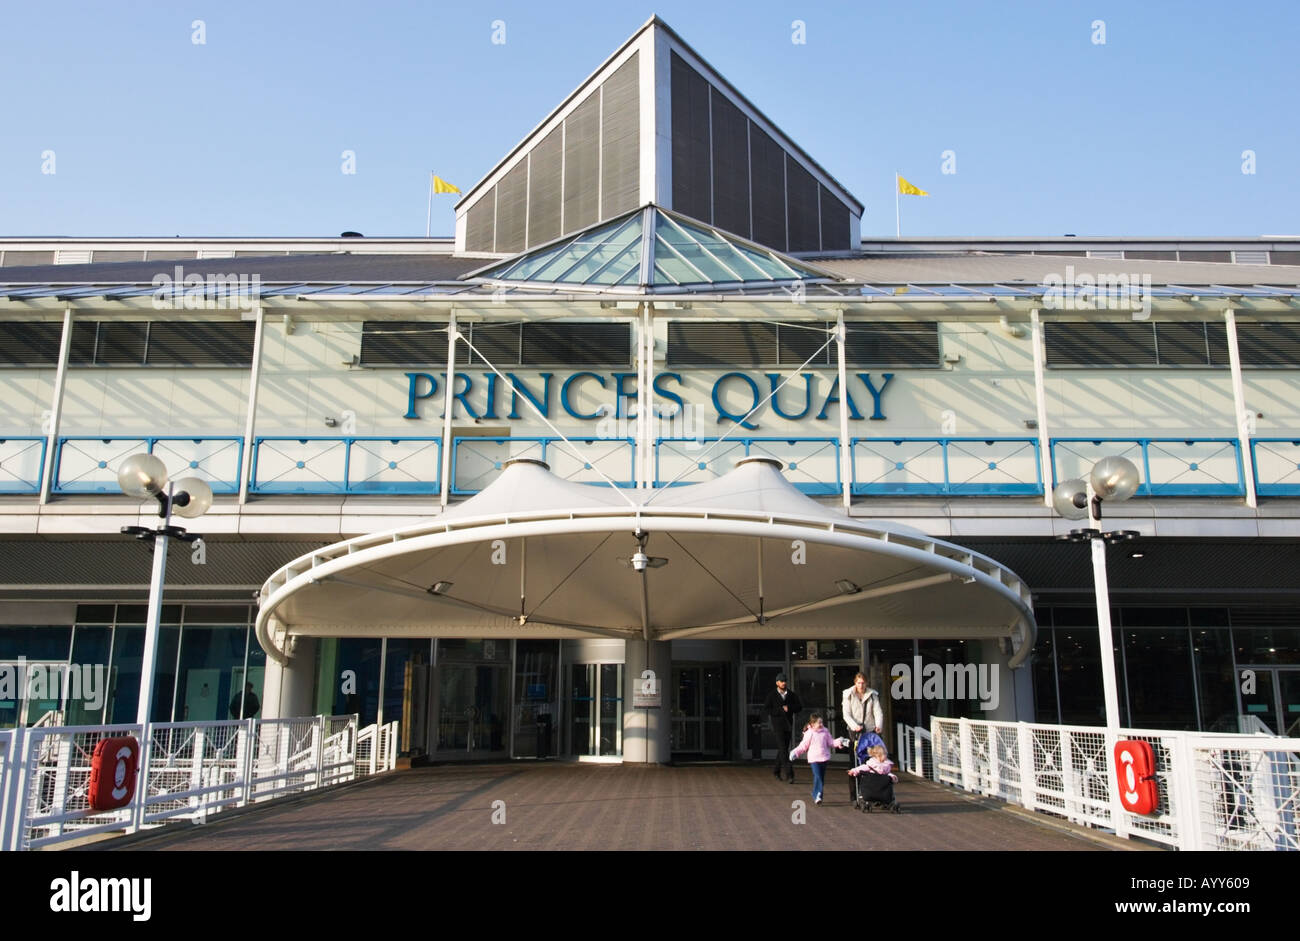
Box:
0 253 480 284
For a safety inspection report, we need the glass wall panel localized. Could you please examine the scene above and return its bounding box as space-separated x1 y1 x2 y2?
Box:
327 638 382 726
1031 623 1060 724
0 627 72 661
65 625 113 725
174 626 249 722
514 640 558 758
1123 627 1196 730
381 638 428 730
1192 626 1238 732
1233 627 1300 665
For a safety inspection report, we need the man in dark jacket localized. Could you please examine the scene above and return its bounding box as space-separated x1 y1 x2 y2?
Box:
763 673 802 783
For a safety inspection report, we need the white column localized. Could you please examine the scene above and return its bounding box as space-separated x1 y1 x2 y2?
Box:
1030 308 1053 508
261 637 318 719
39 307 74 504
1088 496 1131 839
238 304 266 504
439 311 458 508
623 639 671 763
638 303 653 490
836 310 852 512
1224 308 1258 508
136 529 171 725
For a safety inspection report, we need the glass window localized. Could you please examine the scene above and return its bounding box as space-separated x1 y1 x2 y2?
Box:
381 638 429 731
1054 626 1113 727
65 625 113 725
0 626 72 661
173 626 249 722
741 640 785 662
1233 627 1300 665
1123 628 1196 730
1192 627 1238 732
1031 626 1060 724
437 639 510 662
329 638 382 726
514 640 559 759
789 640 859 661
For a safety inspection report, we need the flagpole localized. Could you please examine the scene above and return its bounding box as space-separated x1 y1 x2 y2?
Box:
426 172 434 239
895 172 900 238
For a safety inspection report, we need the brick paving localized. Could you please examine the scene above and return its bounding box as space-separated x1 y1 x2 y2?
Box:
107 763 1115 851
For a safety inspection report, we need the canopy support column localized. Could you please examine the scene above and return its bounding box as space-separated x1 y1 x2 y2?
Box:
836 310 852 512
439 311 458 509
1030 309 1053 507
1224 308 1257 508
39 306 73 504
624 638 670 763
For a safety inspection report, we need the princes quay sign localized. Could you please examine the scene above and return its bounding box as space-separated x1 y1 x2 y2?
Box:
403 370 896 428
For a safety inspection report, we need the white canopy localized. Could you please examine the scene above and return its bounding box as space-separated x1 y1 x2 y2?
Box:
256 458 1036 666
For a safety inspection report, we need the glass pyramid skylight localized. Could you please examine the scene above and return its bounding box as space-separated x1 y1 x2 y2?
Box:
471 205 832 292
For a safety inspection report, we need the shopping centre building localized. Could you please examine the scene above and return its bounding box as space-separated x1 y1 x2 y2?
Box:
1 17 1298 762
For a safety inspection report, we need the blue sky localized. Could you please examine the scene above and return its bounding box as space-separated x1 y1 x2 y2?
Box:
0 0 1296 239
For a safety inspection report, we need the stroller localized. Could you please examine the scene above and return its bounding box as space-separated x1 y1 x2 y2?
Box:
851 732 902 814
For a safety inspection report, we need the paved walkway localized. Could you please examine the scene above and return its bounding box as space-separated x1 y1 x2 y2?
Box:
110 763 1117 851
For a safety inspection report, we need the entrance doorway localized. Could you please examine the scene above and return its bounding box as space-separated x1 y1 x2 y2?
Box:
569 663 623 757
1239 667 1300 736
671 664 727 757
791 664 862 739
436 662 509 757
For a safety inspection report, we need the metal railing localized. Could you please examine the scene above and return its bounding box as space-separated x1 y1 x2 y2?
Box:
1051 437 1245 496
656 436 840 494
925 717 1299 851
453 436 635 494
251 436 441 494
356 720 399 776
853 437 1041 495
1 714 364 851
0 437 47 494
13 431 1294 499
54 435 244 494
1252 438 1300 496
896 721 932 779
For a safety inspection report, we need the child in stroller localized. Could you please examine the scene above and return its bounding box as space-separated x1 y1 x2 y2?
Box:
848 742 901 813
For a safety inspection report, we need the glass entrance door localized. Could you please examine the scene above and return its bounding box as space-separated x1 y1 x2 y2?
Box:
671 664 726 756
570 664 623 757
436 663 509 757
792 664 861 738
1241 667 1300 736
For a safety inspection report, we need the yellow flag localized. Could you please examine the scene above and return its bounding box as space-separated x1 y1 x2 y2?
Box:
897 175 929 196
432 175 461 194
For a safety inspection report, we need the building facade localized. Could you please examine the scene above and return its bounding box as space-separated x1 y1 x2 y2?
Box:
1 18 1298 759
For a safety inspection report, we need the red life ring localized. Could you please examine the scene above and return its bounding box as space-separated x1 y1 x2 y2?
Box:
1113 739 1159 816
88 735 140 810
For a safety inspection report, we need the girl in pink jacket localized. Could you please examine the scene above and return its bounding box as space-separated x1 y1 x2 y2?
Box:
788 713 849 805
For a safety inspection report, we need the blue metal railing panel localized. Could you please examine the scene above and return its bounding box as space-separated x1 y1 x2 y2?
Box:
452 436 635 495
250 437 441 494
654 437 841 495
851 437 1042 496
54 436 244 494
1251 438 1300 497
0 437 47 494
1050 437 1245 497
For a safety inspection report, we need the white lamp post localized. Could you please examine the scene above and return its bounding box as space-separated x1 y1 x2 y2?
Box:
1051 456 1141 730
118 454 213 726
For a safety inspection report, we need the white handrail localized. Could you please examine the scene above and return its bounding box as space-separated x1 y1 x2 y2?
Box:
2 714 359 851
